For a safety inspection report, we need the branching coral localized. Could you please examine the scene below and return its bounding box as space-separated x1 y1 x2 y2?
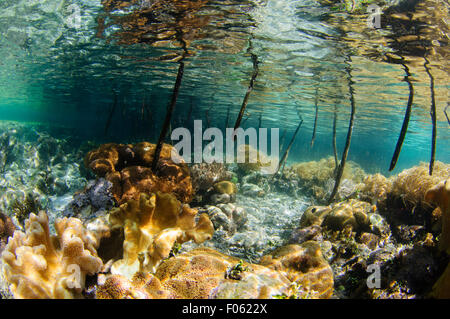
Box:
109 192 214 278
1 211 103 299
85 142 193 204
259 242 334 299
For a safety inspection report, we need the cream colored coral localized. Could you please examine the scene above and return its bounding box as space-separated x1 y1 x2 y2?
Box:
109 192 214 278
1 211 103 299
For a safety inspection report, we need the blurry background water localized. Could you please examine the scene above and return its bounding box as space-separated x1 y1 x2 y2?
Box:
0 0 448 175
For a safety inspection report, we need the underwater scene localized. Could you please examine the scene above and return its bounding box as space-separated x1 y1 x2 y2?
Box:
0 0 449 300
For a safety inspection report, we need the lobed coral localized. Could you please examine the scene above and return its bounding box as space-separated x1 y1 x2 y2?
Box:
284 157 366 201
260 242 334 299
1 211 103 299
85 142 193 204
108 192 214 278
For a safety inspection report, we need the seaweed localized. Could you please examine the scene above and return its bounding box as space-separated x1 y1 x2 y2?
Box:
389 62 413 171
327 57 356 204
332 103 339 173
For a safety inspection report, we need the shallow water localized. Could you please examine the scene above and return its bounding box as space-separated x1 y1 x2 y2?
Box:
0 0 448 174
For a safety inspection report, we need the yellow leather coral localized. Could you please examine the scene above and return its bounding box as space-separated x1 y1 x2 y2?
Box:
109 192 214 278
1 211 103 299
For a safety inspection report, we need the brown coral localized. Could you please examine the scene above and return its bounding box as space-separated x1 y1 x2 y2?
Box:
109 192 214 278
85 142 193 204
1 211 103 299
259 242 334 299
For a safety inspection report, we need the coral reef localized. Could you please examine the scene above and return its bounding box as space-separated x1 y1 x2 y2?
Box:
154 247 291 299
85 142 193 204
259 242 334 298
391 162 449 209
0 211 15 254
425 178 450 299
189 162 232 193
1 211 103 298
200 204 247 237
108 192 214 278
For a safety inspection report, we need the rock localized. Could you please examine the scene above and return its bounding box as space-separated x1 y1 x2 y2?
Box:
241 183 265 197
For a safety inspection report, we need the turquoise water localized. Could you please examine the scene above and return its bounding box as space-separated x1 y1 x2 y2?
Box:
0 0 448 174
